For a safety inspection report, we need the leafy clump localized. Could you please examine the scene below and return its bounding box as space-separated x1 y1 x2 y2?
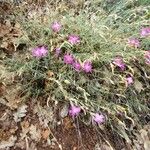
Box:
3 0 150 144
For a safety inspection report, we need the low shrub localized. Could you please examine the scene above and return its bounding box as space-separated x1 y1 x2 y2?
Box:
4 0 150 143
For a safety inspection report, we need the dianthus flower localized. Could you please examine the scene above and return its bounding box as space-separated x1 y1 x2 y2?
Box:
92 113 105 124
140 27 150 37
68 35 80 45
51 22 62 32
83 61 92 73
113 57 126 71
126 76 133 85
69 105 81 117
32 46 48 58
64 53 74 64
72 60 81 72
55 47 61 57
128 38 140 48
145 51 150 65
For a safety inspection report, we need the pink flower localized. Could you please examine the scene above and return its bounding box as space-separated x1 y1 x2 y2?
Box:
92 113 105 124
126 76 133 85
83 61 92 73
140 27 150 37
55 47 61 56
51 22 62 32
128 38 140 48
69 105 81 117
68 35 80 45
64 53 74 64
72 61 81 72
145 51 150 65
113 57 126 71
32 46 48 58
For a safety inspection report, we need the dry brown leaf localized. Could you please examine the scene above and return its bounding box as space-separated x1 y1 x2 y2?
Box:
73 146 77 150
5 85 22 109
47 70 55 78
0 2 12 17
133 126 150 150
0 64 15 84
34 104 54 127
1 41 16 54
14 22 21 29
140 129 149 141
9 128 18 134
0 136 17 149
15 140 26 150
0 24 11 37
0 19 22 55
6 97 21 109
0 82 6 97
20 121 30 140
27 142 37 150
21 121 30 129
63 117 74 130
29 124 41 141
42 129 51 140
45 70 55 89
